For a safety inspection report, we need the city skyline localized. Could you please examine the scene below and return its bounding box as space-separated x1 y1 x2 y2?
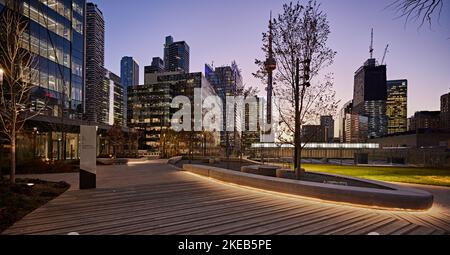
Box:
91 0 450 117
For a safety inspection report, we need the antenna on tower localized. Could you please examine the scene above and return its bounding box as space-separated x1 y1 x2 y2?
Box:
369 28 374 59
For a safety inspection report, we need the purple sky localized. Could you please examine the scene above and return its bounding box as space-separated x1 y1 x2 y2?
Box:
91 0 450 116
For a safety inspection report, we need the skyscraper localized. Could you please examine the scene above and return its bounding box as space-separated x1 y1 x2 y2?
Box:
144 57 164 74
85 2 106 124
128 72 218 151
104 70 124 126
205 62 243 154
1 0 86 160
353 58 388 138
120 56 140 87
441 92 450 130
120 56 139 127
164 36 190 73
387 80 408 134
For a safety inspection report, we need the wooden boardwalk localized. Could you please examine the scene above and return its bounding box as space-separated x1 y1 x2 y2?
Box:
3 161 450 235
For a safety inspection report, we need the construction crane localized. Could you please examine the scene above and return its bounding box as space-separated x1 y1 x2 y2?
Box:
381 44 389 65
369 28 374 59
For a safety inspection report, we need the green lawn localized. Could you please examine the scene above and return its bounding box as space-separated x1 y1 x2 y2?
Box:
298 164 450 187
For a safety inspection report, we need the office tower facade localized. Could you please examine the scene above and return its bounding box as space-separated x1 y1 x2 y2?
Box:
120 56 139 87
128 71 218 152
345 114 369 143
302 125 326 143
164 36 190 73
205 62 243 155
144 57 164 74
0 0 86 160
387 80 408 134
408 111 441 131
85 2 106 124
104 70 124 126
441 92 450 130
242 96 261 154
320 116 335 142
120 56 139 127
353 59 387 138
339 101 353 142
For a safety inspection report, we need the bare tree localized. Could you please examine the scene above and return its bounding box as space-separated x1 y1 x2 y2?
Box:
106 124 125 158
0 2 40 183
388 0 444 28
254 0 338 179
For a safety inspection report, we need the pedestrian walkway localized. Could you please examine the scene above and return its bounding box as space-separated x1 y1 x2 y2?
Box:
3 161 450 235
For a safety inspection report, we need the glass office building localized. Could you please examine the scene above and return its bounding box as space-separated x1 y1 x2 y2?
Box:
387 80 408 134
353 59 388 138
164 36 190 73
205 62 243 155
128 71 219 153
0 0 86 160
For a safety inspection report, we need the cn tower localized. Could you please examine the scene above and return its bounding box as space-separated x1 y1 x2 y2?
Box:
265 12 276 124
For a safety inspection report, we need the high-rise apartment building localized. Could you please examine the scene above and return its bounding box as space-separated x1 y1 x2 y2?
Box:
104 70 124 126
353 59 387 138
85 2 106 124
387 80 408 134
164 36 190 73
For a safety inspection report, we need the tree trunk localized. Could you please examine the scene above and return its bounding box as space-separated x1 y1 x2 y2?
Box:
294 58 302 179
10 130 16 184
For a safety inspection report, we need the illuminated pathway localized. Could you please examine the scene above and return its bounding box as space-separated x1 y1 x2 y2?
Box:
3 161 450 235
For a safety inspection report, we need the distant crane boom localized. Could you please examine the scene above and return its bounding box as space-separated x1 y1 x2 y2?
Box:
381 44 389 65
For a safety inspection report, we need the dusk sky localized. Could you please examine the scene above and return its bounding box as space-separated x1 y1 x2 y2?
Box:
91 0 450 117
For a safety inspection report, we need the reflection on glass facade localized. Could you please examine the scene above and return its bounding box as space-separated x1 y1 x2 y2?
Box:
387 80 408 134
17 0 86 120
164 36 190 73
353 59 387 139
1 0 86 161
345 113 369 143
128 72 217 151
205 62 243 153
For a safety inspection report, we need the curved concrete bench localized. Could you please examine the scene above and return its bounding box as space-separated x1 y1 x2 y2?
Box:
183 164 434 211
168 156 183 165
241 165 278 177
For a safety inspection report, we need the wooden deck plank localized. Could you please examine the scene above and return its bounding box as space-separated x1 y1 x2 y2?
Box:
323 215 396 235
7 192 263 231
93 197 298 235
191 205 325 235
234 207 350 235
8 193 277 235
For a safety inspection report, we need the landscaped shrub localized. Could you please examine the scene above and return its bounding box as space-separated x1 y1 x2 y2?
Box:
1 160 79 175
